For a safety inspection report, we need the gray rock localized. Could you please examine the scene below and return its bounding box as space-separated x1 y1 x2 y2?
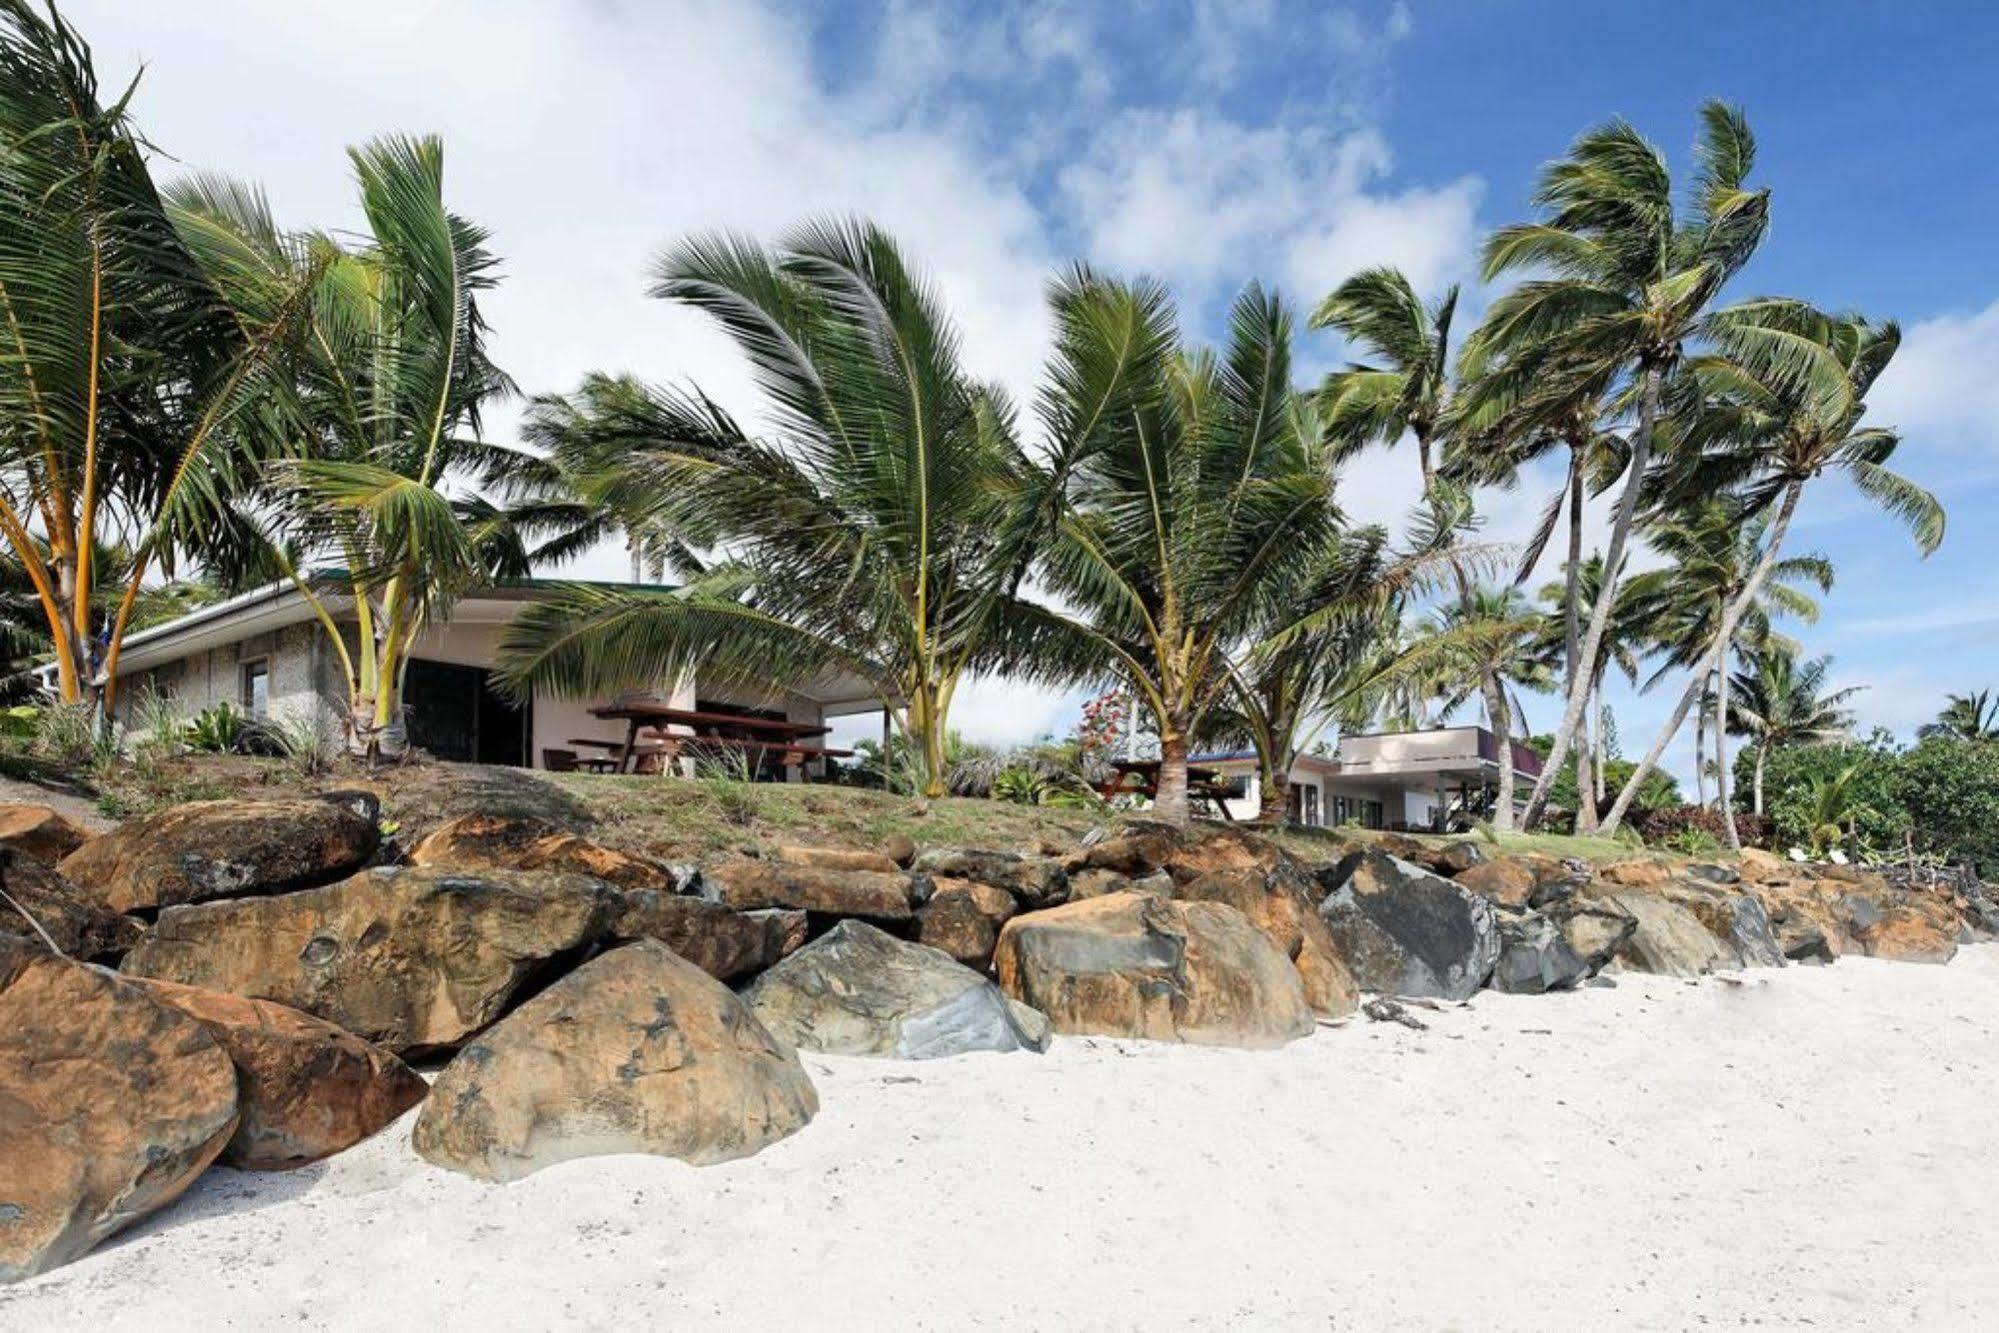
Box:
1491 913 1592 994
911 849 1067 907
1600 890 1735 977
1314 850 1499 1001
1548 901 1639 974
744 920 1047 1059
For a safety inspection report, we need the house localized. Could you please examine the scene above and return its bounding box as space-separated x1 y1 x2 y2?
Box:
1193 724 1545 831
77 577 885 777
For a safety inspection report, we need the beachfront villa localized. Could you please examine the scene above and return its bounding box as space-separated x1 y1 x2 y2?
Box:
1192 725 1545 831
73 577 884 779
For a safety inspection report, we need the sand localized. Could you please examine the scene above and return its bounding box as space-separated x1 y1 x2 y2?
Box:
7 947 1998 1330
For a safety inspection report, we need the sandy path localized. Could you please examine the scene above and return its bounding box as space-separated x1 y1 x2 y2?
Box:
0 775 115 832
8 948 1997 1330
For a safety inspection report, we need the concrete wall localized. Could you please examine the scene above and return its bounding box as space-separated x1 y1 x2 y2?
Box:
118 621 337 738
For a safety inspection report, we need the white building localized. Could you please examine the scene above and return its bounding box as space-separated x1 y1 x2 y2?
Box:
1193 725 1546 831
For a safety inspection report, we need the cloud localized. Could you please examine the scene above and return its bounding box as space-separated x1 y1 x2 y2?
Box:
1867 298 1999 453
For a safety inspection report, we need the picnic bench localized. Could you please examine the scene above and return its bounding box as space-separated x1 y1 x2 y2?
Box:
1095 759 1237 820
583 702 854 777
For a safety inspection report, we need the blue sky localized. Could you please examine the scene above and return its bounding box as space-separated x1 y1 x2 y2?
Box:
66 0 1999 777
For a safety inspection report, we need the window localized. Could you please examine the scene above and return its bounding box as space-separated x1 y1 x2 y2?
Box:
241 659 270 718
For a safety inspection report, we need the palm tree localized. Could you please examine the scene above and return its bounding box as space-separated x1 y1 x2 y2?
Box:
1422 585 1552 830
495 221 1035 798
1311 267 1459 499
185 137 519 757
1476 101 1772 830
0 2 314 714
1796 761 1875 859
1633 498 1831 846
1918 690 1999 743
1531 552 1655 819
1001 276 1338 826
1727 647 1860 815
1598 305 1943 836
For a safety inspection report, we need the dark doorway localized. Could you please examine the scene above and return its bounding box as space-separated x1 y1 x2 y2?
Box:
404 659 530 766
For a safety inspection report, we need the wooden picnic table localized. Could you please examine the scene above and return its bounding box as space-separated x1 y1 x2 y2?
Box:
586 702 838 775
1096 759 1236 820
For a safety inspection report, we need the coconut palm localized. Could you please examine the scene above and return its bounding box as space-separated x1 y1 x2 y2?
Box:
1311 267 1460 496
1795 761 1875 859
1918 690 1999 743
1598 305 1943 836
1632 498 1831 846
1531 552 1657 818
0 2 315 714
1476 101 1772 830
495 221 1036 798
183 137 520 757
1727 647 1860 815
996 276 1339 826
1420 585 1552 830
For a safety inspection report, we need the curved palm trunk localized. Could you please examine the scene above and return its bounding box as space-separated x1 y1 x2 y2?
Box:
1562 455 1597 835
1523 365 1661 829
1693 681 1710 808
1591 682 1607 804
1714 634 1741 850
1602 482 1803 836
1753 742 1768 817
1485 674 1515 833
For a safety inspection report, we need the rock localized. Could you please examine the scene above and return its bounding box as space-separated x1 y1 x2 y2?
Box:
0 938 239 1283
412 940 816 1182
1159 825 1288 885
1451 855 1544 910
1066 867 1132 900
993 892 1314 1048
1430 841 1490 876
880 834 918 868
1174 869 1358 1019
1669 885 1786 968
124 978 426 1170
607 890 806 981
1750 883 1847 963
771 845 902 874
0 804 90 861
0 852 142 959
121 866 617 1055
1490 913 1592 994
408 814 680 891
1737 847 1807 886
914 878 1019 967
1597 857 1674 889
745 920 1047 1059
1548 901 1639 974
58 798 379 915
1073 824 1183 879
700 858 916 920
1361 996 1428 1030
1839 891 1958 964
911 848 1067 907
316 788 382 827
1314 851 1499 1001
1598 890 1735 977
1682 862 1741 886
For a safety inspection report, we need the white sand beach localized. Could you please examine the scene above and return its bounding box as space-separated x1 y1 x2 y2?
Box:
9 947 1997 1331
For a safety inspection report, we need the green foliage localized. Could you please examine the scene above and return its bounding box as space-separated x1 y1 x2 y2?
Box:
1662 826 1721 856
0 703 37 739
1526 732 1680 821
1894 738 1999 876
991 767 1049 806
184 702 248 754
1755 736 1909 859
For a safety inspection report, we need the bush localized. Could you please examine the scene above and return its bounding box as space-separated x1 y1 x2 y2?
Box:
1895 738 1999 877
1758 738 1910 858
1634 803 1771 851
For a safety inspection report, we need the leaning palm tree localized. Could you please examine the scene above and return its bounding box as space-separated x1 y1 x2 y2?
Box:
1598 304 1943 836
1422 585 1552 830
496 221 1035 798
1727 646 1860 814
1476 101 1772 830
183 137 519 757
1918 690 1999 743
1000 276 1339 826
1312 267 1460 499
1530 551 1655 818
0 1 314 714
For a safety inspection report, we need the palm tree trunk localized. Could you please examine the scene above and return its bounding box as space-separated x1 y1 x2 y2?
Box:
1562 456 1597 835
1753 743 1767 817
1486 674 1515 832
1522 363 1661 829
1693 682 1709 808
1259 760 1290 824
1591 682 1607 803
1714 633 1740 851
1601 481 1804 836
1155 728 1191 827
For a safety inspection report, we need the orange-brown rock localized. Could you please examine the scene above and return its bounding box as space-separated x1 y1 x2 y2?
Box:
0 852 142 959
1748 882 1847 962
125 978 427 1170
0 938 239 1283
606 889 807 981
1453 855 1552 910
59 798 378 914
1596 857 1675 890
1174 869 1358 1019
701 858 917 920
408 814 677 890
1839 890 1959 964
1159 825 1290 885
915 877 1019 966
121 866 618 1055
412 940 817 1182
0 804 91 861
771 845 902 874
994 892 1314 1048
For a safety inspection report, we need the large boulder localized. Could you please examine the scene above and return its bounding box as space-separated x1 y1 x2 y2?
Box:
1490 913 1592 994
0 804 91 861
1158 825 1290 885
1838 890 1959 964
1747 882 1846 962
412 940 817 1182
1314 850 1500 1001
1596 890 1735 977
771 845 903 874
745 920 1047 1059
1547 900 1640 974
699 858 916 920
1596 857 1676 889
1667 884 1786 969
915 877 1019 967
1174 869 1358 1019
912 848 1067 907
125 978 426 1170
993 892 1314 1048
1453 853 1583 911
0 852 142 960
58 798 379 914
607 890 806 981
0 938 239 1283
408 814 680 891
121 866 617 1056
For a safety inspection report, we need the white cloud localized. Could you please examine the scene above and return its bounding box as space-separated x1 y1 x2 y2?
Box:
1867 298 1999 453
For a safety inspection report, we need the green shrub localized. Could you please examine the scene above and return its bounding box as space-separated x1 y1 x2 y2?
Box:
184 702 247 754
